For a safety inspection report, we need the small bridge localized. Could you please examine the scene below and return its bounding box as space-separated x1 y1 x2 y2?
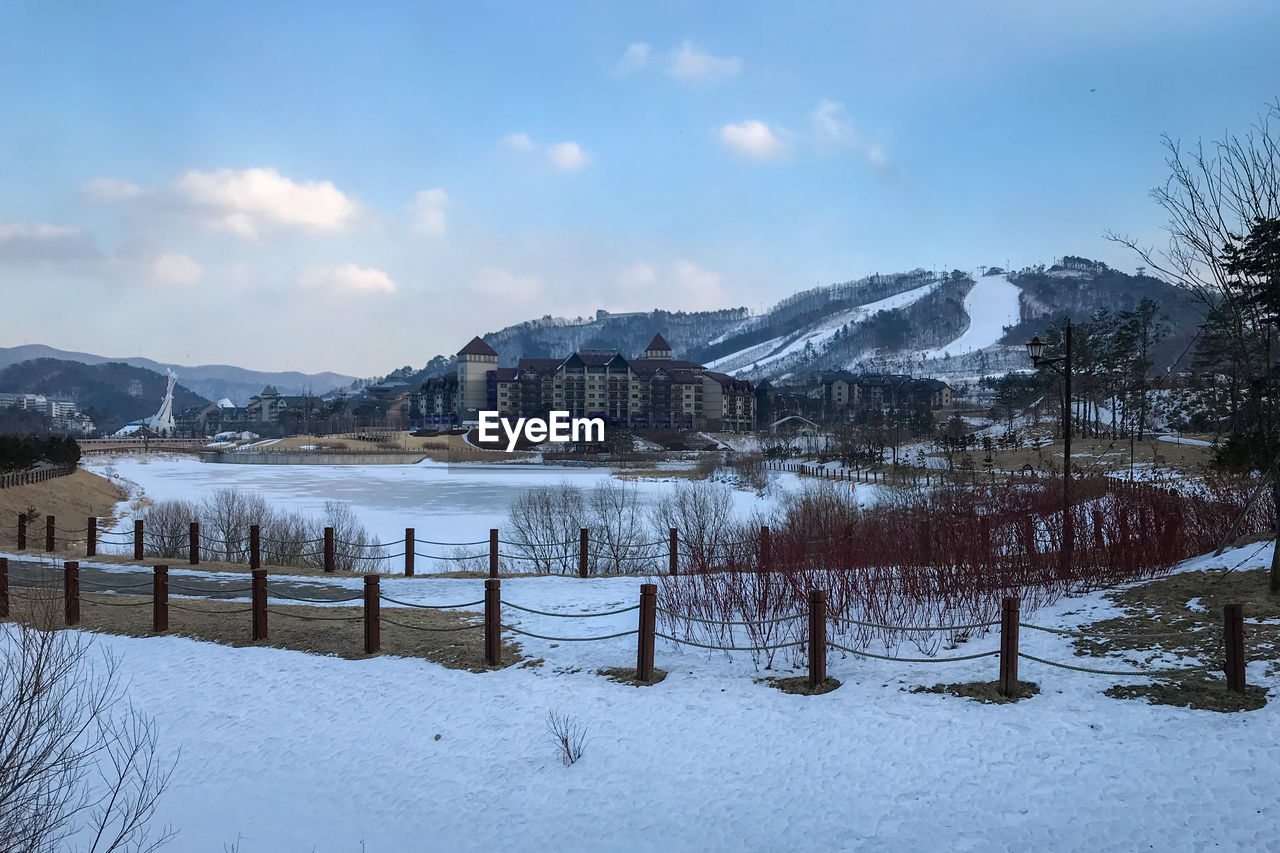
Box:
79 438 209 455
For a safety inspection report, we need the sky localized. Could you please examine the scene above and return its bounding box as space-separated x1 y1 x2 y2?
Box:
1 1 1278 377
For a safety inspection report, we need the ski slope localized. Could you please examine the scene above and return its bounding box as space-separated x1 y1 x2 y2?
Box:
921 272 1021 360
707 281 939 374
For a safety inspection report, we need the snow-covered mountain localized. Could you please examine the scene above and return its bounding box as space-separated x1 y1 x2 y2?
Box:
456 257 1195 386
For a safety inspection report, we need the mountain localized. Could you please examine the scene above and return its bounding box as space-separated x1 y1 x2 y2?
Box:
0 358 210 433
420 257 1198 386
0 345 357 405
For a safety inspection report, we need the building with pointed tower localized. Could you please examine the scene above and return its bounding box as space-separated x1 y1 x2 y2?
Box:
456 336 499 423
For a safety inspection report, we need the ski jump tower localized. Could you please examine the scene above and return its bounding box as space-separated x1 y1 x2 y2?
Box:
149 369 177 436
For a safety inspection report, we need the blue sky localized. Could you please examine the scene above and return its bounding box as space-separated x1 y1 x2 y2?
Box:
1 0 1278 375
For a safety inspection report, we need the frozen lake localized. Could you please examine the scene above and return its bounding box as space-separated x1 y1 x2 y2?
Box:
87 456 815 547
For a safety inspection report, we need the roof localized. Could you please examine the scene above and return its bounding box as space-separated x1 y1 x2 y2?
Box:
516 357 563 373
492 368 518 381
258 385 280 396
646 333 672 352
458 336 498 357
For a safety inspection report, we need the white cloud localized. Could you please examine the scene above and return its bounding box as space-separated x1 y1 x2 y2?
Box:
670 260 727 309
505 134 591 170
616 42 651 74
151 253 202 286
866 144 888 168
503 133 535 151
408 188 449 237
81 177 143 202
667 41 742 83
719 120 790 161
175 167 360 238
811 99 854 146
471 265 540 300
547 141 589 171
617 262 656 291
0 223 99 263
298 264 396 295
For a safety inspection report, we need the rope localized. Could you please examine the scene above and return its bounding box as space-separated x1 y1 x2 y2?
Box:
416 538 491 547
84 596 152 608
828 642 1000 664
501 601 640 618
1016 652 1212 677
79 578 154 591
266 608 363 622
656 607 806 627
655 632 806 652
1019 622 1201 641
380 616 483 632
267 589 363 603
168 583 254 594
379 595 485 609
169 602 253 614
505 625 639 642
415 552 486 561
829 616 1001 632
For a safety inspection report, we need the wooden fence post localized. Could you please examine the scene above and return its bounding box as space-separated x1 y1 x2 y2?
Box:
16 513 26 551
578 528 589 578
0 557 8 618
404 528 415 577
637 583 657 682
251 569 267 641
249 524 260 570
489 528 499 578
364 574 381 654
484 577 501 667
189 521 200 565
668 527 678 575
999 597 1021 697
64 561 80 626
323 527 335 573
1224 603 1246 694
153 565 168 633
133 519 144 561
45 515 55 552
808 588 827 688
87 516 97 557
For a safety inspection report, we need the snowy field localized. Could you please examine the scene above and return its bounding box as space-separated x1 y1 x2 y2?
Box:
922 272 1021 360
86 456 810 548
26 541 1279 851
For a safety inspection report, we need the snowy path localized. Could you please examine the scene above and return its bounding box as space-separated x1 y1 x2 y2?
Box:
19 544 1279 851
922 273 1021 360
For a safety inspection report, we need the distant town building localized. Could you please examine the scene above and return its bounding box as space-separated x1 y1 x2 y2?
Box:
821 372 952 414
0 392 96 434
440 333 756 432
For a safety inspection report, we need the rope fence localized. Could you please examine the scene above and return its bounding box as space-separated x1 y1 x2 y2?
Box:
0 556 1258 697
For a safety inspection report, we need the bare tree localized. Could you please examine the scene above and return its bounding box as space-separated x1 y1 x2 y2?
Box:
0 592 176 851
1108 100 1280 591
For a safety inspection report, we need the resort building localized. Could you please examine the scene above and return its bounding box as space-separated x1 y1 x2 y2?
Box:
436 334 755 432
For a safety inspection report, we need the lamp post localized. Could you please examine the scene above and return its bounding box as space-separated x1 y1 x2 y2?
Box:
1026 319 1073 578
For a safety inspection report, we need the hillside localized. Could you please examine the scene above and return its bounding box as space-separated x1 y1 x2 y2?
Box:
423 257 1197 386
0 345 357 405
0 358 210 433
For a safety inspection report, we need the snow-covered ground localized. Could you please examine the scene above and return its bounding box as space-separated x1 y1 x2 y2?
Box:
921 272 1021 361
26 541 1279 851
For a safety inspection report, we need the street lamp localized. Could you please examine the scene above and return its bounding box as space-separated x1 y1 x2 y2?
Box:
1025 319 1073 578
